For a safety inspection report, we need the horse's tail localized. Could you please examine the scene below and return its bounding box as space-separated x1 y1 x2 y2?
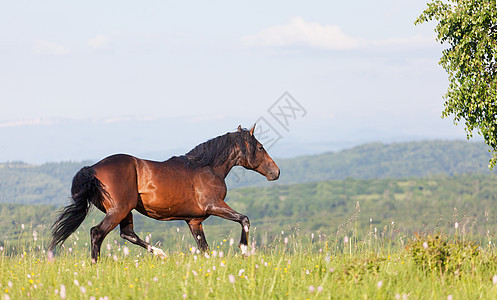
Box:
49 166 106 251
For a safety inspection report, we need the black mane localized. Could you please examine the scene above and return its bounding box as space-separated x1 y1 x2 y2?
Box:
184 129 256 168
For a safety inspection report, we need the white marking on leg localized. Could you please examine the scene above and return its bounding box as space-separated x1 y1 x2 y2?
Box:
240 244 248 255
151 246 166 259
197 235 201 240
244 225 249 233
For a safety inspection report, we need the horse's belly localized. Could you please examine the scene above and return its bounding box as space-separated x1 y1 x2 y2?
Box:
136 194 205 221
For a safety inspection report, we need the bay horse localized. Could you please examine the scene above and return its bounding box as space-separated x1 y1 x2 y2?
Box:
49 125 280 262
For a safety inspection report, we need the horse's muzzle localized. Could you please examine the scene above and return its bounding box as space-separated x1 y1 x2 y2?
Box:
266 167 280 181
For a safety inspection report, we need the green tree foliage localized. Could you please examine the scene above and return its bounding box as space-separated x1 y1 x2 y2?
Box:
416 0 497 167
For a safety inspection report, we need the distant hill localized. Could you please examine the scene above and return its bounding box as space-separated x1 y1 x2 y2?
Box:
225 140 494 188
0 140 494 205
2 174 496 247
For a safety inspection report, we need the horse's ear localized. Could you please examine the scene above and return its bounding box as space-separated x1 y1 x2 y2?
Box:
249 124 256 136
237 125 242 132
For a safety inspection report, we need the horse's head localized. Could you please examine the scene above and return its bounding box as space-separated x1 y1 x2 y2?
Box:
235 124 280 181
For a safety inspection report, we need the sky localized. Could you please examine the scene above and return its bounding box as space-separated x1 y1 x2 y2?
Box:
0 0 473 163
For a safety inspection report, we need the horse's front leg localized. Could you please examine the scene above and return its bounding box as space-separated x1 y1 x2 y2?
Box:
186 219 209 252
206 201 250 255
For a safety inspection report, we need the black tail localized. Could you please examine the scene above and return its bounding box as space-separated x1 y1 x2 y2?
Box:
49 166 106 251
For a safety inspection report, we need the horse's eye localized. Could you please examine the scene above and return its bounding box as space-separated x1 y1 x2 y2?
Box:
258 146 264 151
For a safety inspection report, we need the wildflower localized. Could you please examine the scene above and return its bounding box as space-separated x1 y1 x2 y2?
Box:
447 295 453 300
317 286 323 292
123 246 129 256
192 270 198 276
309 285 315 293
219 251 224 258
183 294 187 299
106 244 111 251
493 275 497 285
60 284 66 299
284 237 288 244
113 255 118 262
80 286 86 294
325 256 331 263
204 253 210 259
229 239 234 247
454 222 459 229
145 236 150 243
238 269 245 277
153 277 158 282
423 242 429 250
47 250 54 263
21 224 25 230
228 274 236 284
69 248 72 253
177 228 180 232
4 294 11 300
74 280 79 286
190 247 196 254
377 281 383 288
344 236 349 244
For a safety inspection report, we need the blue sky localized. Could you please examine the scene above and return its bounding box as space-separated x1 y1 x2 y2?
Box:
0 1 471 163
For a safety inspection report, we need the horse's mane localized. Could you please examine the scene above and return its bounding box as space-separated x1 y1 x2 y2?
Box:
184 129 256 168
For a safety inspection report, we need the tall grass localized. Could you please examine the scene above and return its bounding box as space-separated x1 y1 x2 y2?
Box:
2 209 497 299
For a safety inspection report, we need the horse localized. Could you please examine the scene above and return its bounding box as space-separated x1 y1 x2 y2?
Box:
48 124 280 262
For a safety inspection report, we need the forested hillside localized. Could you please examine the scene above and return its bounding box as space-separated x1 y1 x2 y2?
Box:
1 174 495 247
226 140 494 188
0 161 90 204
0 140 493 205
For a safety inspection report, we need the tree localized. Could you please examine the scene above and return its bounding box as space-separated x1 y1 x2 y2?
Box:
416 0 497 167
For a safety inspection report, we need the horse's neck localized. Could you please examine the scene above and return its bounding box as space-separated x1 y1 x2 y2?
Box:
212 157 238 179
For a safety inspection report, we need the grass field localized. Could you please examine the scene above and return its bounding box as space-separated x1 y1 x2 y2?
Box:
2 219 497 300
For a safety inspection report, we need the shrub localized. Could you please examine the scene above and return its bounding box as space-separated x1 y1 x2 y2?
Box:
406 233 480 275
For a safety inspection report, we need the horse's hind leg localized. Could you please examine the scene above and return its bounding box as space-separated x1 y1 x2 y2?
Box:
186 219 209 252
91 211 127 263
119 212 150 250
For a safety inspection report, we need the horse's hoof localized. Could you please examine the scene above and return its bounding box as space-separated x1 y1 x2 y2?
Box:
239 244 248 256
151 246 167 259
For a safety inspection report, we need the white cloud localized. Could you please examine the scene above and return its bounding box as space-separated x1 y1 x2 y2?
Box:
33 40 69 56
87 34 111 50
240 17 365 50
241 17 437 51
